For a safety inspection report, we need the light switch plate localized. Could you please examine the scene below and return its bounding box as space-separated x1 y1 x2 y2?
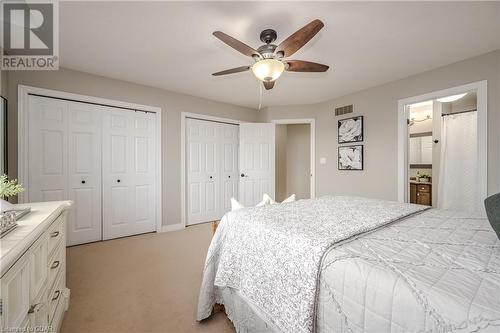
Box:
320 157 327 165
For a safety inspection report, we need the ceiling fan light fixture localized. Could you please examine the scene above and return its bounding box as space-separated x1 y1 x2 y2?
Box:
251 59 285 82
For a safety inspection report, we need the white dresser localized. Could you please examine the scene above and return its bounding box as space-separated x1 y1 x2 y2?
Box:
0 201 72 332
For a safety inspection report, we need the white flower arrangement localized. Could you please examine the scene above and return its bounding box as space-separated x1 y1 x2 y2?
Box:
0 175 24 199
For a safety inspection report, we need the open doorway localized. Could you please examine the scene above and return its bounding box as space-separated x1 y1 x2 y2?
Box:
398 81 487 214
273 119 315 201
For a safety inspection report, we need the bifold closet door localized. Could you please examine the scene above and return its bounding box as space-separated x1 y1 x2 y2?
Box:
27 96 102 246
102 108 156 240
186 119 238 225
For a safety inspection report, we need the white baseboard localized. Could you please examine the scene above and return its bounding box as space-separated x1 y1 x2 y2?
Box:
159 223 185 233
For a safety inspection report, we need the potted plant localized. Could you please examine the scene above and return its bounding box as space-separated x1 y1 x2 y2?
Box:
418 172 431 183
0 175 24 212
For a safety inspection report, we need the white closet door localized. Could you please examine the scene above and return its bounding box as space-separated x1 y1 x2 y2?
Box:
219 123 239 215
186 118 220 225
28 96 102 246
67 102 102 245
28 96 69 203
102 108 156 240
239 123 275 206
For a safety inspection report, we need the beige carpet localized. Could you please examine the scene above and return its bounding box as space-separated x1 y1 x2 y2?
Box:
61 223 235 333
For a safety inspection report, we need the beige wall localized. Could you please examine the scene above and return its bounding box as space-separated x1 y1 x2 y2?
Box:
275 124 311 201
6 68 258 226
275 125 287 202
260 50 500 200
286 124 311 200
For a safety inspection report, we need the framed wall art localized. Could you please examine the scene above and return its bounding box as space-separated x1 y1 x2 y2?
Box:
338 116 363 143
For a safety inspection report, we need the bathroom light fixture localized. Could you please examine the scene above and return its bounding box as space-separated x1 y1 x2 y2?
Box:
437 93 467 103
251 59 285 82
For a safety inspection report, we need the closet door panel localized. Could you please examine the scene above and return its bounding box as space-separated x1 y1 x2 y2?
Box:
186 119 220 225
220 123 239 215
103 109 156 239
28 96 69 203
131 112 156 232
102 109 132 239
67 102 102 245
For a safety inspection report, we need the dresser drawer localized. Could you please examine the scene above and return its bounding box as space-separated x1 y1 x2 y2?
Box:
47 214 65 255
418 185 431 193
29 233 48 300
48 272 64 324
47 242 64 292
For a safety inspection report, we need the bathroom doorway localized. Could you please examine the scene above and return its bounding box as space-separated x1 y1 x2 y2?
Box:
398 81 487 213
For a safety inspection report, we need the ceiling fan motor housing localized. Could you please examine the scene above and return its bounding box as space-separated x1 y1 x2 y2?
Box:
260 29 277 44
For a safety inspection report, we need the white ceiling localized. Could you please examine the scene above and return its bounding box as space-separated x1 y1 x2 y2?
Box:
60 1 500 109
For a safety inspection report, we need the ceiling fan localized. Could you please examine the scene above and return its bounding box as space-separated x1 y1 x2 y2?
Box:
212 19 329 90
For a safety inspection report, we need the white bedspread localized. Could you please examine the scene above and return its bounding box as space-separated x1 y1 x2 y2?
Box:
317 209 500 333
197 196 427 333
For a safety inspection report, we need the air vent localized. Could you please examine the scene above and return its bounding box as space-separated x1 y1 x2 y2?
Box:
335 104 353 116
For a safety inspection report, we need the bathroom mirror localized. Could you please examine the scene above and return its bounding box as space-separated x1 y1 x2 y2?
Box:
0 97 6 175
409 134 432 167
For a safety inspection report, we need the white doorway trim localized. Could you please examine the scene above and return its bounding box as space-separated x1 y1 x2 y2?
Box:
397 80 487 203
17 84 163 233
180 112 244 229
271 118 316 199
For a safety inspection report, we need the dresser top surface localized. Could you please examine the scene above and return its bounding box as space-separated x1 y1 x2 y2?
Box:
1 201 72 276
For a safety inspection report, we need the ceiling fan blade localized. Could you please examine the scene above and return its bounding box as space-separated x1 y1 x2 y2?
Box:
286 60 329 72
212 66 250 76
276 19 324 57
213 31 260 58
263 81 275 90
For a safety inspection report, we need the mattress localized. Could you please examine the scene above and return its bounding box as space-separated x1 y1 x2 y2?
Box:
200 205 500 332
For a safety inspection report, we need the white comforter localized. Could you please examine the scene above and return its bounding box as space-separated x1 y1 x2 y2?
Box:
317 208 500 333
197 197 500 332
197 196 428 332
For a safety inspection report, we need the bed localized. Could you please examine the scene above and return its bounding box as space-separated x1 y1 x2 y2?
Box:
197 196 500 333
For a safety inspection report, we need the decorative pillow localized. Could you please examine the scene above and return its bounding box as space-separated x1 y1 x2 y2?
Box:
230 198 245 211
230 196 269 211
263 193 276 204
282 194 296 203
230 194 296 211
484 192 500 240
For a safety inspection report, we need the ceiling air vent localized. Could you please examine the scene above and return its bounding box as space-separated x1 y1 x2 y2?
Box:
335 104 353 116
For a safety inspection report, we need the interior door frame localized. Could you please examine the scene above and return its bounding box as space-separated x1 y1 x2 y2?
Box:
180 112 243 229
271 118 316 199
397 80 487 204
17 84 163 233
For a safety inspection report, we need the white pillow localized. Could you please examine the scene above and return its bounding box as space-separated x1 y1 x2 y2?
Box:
230 198 245 211
262 193 276 205
230 193 296 211
282 194 296 203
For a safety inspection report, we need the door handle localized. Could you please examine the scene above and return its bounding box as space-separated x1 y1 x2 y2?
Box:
209 176 213 179
240 173 248 178
433 139 439 143
117 179 121 183
81 180 86 184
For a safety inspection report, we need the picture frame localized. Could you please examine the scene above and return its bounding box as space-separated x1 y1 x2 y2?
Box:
338 115 363 143
338 145 363 170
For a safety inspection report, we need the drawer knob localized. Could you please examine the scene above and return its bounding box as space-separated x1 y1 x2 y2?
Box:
81 180 86 184
52 290 61 301
50 231 60 238
51 260 60 269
